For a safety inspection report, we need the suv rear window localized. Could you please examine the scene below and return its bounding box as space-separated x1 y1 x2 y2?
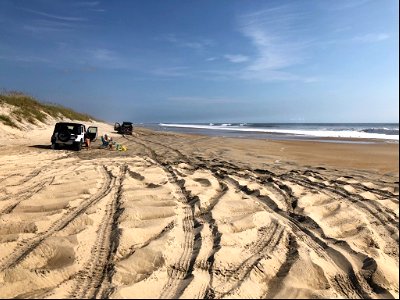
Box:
55 123 81 134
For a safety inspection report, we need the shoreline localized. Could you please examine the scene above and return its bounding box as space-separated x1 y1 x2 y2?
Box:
153 127 399 144
144 123 399 143
134 126 399 176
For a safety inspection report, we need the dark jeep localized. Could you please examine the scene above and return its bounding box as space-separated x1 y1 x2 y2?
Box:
114 121 133 135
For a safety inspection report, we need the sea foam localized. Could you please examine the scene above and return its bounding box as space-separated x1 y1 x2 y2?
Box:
158 123 399 141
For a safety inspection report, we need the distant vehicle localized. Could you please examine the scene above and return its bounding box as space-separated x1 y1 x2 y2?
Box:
51 122 98 151
114 121 133 135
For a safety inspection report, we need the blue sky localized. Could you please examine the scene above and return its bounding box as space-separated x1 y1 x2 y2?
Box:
0 0 398 123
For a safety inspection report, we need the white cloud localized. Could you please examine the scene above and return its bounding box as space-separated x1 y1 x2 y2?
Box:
161 34 214 50
167 96 240 104
239 69 317 83
333 26 352 33
74 1 100 7
236 5 314 81
91 8 106 12
327 0 370 11
150 67 188 77
197 69 317 83
224 54 249 63
72 1 105 12
19 7 88 35
22 19 80 34
20 8 86 22
0 55 52 63
353 33 390 43
90 49 116 61
316 32 391 48
23 24 74 33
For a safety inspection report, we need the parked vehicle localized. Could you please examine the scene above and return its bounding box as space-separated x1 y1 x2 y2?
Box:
114 121 133 135
51 122 98 151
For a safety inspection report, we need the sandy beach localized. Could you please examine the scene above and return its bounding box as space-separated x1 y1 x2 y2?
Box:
0 122 398 299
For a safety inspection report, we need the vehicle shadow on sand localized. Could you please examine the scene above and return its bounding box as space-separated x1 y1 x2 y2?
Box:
29 144 52 149
29 145 78 151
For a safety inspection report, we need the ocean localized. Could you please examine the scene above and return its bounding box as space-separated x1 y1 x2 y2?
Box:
139 123 399 143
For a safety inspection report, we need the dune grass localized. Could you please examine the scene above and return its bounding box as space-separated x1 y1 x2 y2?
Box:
0 114 19 128
0 91 97 128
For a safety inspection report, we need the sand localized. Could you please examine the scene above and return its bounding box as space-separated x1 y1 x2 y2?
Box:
0 122 398 299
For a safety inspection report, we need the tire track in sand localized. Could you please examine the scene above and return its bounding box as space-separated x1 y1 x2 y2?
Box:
69 165 126 299
123 133 395 299
127 135 325 297
0 165 113 272
226 174 393 299
0 175 55 215
281 172 399 244
158 165 199 299
181 156 373 299
126 136 225 299
289 170 399 223
124 138 201 299
200 159 394 298
212 221 287 299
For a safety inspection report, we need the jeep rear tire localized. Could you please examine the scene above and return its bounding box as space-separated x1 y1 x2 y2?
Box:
58 130 71 142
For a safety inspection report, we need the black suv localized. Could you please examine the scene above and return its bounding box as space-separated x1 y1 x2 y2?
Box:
114 121 133 135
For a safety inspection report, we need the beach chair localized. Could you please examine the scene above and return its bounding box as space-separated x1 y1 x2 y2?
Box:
100 136 110 148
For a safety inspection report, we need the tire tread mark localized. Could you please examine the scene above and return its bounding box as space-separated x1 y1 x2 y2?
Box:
0 176 55 215
263 234 299 298
224 175 373 299
69 165 126 299
0 166 113 271
282 174 399 243
213 221 285 298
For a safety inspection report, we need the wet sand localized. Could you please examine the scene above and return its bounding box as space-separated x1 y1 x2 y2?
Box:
0 125 398 299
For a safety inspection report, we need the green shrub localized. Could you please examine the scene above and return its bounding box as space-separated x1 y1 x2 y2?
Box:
0 114 19 128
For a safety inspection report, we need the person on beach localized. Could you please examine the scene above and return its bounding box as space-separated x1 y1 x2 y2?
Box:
103 133 114 150
84 131 91 150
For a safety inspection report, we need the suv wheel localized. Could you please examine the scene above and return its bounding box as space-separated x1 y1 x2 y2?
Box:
75 141 82 151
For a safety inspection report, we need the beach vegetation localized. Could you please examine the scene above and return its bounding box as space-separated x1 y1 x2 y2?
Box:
0 114 19 128
0 91 98 127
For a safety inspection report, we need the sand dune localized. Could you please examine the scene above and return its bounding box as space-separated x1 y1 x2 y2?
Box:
0 125 398 299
